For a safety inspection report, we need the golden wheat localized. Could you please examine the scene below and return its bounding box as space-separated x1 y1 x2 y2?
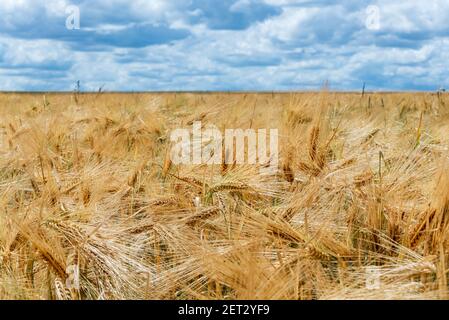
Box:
0 92 448 300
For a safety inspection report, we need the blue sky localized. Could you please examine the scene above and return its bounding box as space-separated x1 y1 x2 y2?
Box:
0 0 448 91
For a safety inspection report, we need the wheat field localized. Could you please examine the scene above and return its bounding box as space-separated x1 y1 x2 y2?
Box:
0 91 448 300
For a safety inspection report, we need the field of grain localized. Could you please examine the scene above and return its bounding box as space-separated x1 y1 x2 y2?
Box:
0 92 448 300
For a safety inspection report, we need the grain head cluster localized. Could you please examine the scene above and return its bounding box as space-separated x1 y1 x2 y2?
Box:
0 91 448 300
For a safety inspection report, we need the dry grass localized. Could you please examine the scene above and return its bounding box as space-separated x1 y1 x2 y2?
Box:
0 91 449 300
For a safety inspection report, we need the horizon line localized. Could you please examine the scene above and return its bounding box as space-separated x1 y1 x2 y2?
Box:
0 90 446 94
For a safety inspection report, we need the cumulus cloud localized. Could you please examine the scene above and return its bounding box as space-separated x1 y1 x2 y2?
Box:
0 0 448 91
185 0 281 30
